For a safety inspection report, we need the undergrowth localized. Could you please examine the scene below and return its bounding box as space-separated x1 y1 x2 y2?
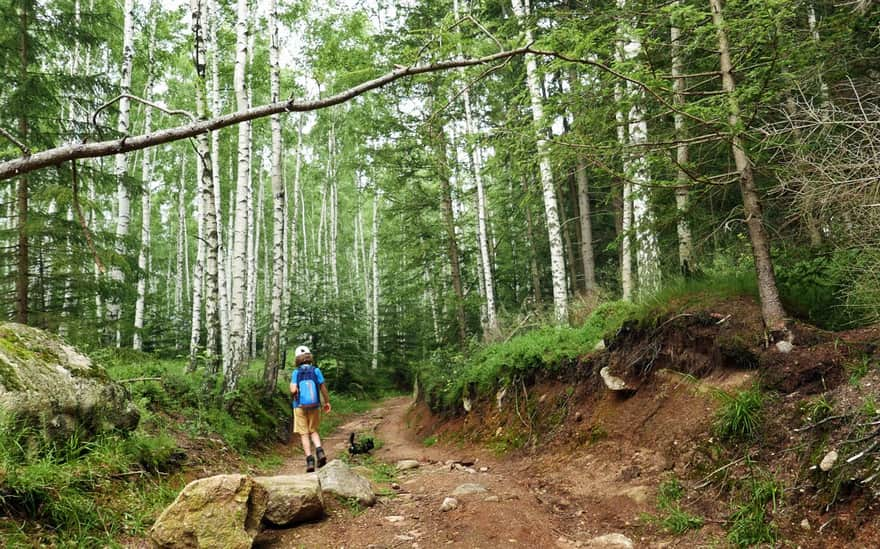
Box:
646 476 704 535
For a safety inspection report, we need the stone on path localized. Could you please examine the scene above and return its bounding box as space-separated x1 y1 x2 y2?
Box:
820 450 838 472
396 459 420 470
600 366 628 392
439 497 458 512
149 474 268 549
584 533 633 548
253 474 323 527
317 459 377 506
451 483 487 496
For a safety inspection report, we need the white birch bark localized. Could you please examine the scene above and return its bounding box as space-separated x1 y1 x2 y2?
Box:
671 2 694 275
189 152 205 368
453 0 496 332
227 0 250 388
619 0 661 297
208 0 230 371
370 193 380 370
191 0 220 369
175 162 186 340
289 117 303 296
615 80 634 301
511 0 568 322
108 0 135 346
265 0 285 386
133 85 153 351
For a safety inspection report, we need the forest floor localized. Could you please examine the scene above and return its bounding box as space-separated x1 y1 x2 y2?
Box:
252 295 880 549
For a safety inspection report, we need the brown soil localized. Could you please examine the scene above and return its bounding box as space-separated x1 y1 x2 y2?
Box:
252 297 880 548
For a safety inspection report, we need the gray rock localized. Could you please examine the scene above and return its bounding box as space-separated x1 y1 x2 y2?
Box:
776 340 794 353
594 339 606 351
317 459 376 506
451 483 488 496
0 322 139 443
484 495 500 502
439 497 458 512
253 474 323 527
585 533 633 548
396 459 420 471
600 367 628 391
820 450 838 472
149 474 268 549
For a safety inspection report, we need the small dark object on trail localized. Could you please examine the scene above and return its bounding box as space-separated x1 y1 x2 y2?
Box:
349 432 374 455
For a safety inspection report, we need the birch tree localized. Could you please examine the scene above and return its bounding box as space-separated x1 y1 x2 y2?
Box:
227 0 251 390
370 191 380 369
107 0 135 345
264 0 285 391
511 0 568 322
670 2 694 275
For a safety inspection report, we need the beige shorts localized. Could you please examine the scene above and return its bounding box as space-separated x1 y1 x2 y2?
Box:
293 407 321 434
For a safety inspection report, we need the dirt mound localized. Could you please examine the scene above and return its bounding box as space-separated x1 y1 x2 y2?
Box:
411 296 880 547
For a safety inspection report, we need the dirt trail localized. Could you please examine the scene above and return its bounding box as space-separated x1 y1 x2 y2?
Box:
255 396 609 549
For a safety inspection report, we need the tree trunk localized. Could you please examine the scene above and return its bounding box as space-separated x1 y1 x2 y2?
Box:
436 125 467 347
671 2 694 276
575 157 596 291
619 0 661 297
189 156 205 371
15 0 28 324
190 0 219 370
227 0 250 392
107 0 135 345
370 193 380 370
709 0 788 334
522 176 543 304
133 81 153 351
615 79 634 302
512 0 568 322
264 0 285 393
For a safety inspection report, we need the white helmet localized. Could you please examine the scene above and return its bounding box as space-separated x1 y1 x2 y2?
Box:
295 345 311 358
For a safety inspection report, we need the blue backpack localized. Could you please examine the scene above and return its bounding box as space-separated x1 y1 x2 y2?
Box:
296 365 320 408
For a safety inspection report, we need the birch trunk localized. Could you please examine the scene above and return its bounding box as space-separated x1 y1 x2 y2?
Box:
189 157 205 370
208 0 230 373
175 163 186 345
436 124 467 346
511 0 568 322
15 2 28 324
227 0 250 391
619 0 661 297
615 80 634 301
133 83 153 351
265 0 285 392
453 0 496 332
370 193 380 370
191 0 220 370
108 0 135 344
671 2 694 275
248 163 262 358
709 0 787 333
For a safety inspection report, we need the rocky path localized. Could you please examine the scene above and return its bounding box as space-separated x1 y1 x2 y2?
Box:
254 396 625 549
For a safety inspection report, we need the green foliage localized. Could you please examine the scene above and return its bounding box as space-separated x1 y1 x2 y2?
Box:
801 395 834 423
649 477 704 535
416 300 638 411
726 473 782 547
847 356 875 387
713 387 765 442
422 435 437 447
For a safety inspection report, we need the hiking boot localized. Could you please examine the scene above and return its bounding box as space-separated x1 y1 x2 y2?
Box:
306 455 316 473
316 447 327 468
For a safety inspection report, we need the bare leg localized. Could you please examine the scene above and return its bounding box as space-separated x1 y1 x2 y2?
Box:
300 434 313 457
310 432 322 450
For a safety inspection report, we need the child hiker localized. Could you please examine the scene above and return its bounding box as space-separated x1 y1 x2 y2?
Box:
290 345 332 472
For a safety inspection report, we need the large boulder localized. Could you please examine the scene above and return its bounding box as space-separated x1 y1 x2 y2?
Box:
316 459 377 506
0 322 139 441
253 474 324 526
149 474 269 549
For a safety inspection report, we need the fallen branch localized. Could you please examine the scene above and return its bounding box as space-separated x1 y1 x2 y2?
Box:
0 47 533 181
117 376 162 383
695 454 751 489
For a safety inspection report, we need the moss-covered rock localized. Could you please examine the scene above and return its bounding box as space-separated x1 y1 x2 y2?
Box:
0 322 139 443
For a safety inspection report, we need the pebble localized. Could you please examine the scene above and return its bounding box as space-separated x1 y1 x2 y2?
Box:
397 460 420 471
484 495 500 502
801 518 811 531
440 497 458 512
385 515 406 523
820 450 838 472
